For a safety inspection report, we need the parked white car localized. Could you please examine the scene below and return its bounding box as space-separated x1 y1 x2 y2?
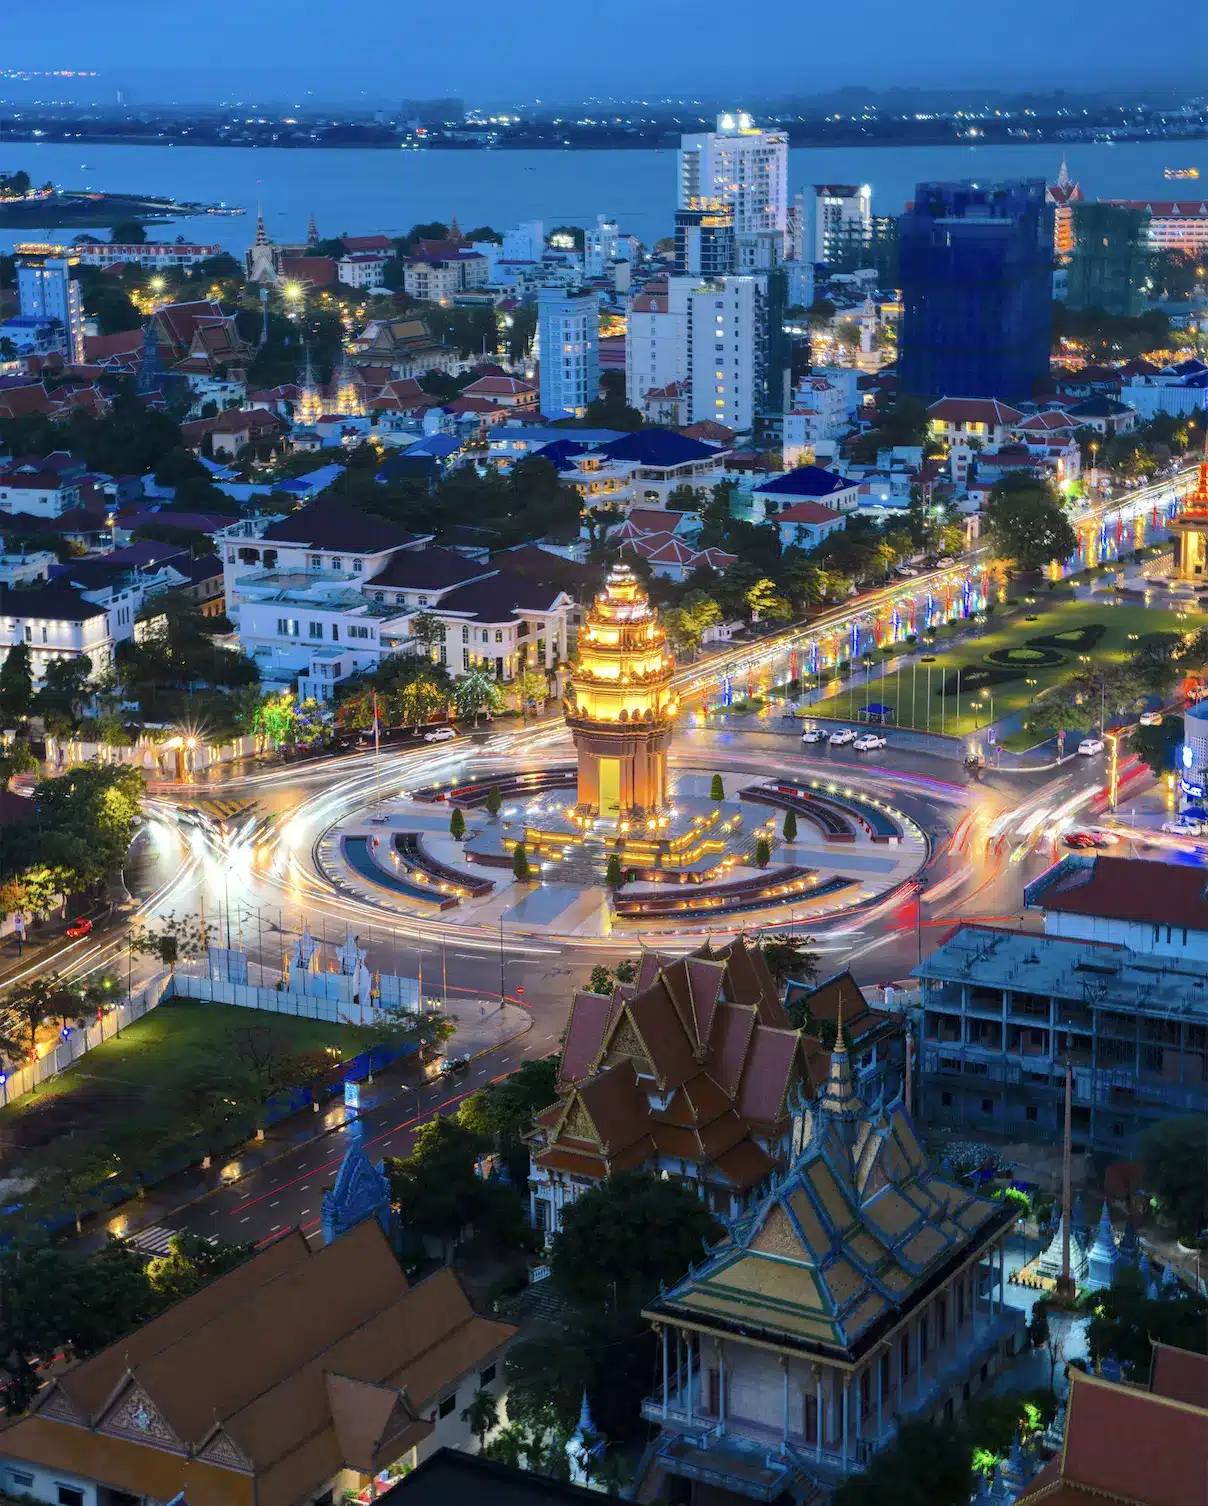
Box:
828 728 857 746
1139 711 1163 726
1077 737 1105 756
423 726 457 743
800 727 825 743
1162 818 1205 836
853 733 888 751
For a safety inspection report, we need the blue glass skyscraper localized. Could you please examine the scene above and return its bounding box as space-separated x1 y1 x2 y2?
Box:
898 179 1053 402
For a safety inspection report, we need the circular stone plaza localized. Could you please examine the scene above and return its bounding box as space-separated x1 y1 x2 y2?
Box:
317 566 929 942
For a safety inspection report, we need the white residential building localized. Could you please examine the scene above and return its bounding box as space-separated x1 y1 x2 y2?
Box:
783 376 855 465
337 254 388 291
72 242 221 271
0 583 135 681
625 282 689 416
0 550 56 588
686 275 763 433
584 215 622 277
1121 372 1208 420
809 184 873 264
0 470 84 519
537 286 599 418
501 220 545 264
678 112 789 265
16 255 85 364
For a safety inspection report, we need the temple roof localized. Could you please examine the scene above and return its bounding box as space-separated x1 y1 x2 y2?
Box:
643 1045 1008 1361
533 937 807 1193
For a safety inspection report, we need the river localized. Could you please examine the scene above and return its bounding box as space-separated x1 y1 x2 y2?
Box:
1 139 1205 256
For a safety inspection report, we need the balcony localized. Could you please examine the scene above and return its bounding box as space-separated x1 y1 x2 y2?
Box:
641 1306 1022 1500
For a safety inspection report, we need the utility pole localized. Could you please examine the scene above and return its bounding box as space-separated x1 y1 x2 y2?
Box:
1056 1042 1076 1301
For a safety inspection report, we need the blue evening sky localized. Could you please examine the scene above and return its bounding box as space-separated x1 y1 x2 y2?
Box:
4 0 1205 102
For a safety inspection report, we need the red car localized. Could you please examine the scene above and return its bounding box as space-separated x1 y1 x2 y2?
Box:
1063 833 1096 849
65 917 93 939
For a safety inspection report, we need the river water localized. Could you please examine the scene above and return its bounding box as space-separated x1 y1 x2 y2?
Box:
1 139 1204 256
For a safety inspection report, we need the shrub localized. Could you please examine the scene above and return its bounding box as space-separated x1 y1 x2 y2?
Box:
484 785 502 817
449 807 466 840
511 842 531 881
605 853 623 888
782 809 798 842
710 774 724 801
754 836 771 867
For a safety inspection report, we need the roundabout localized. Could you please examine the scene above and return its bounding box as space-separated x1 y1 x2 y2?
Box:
306 567 935 945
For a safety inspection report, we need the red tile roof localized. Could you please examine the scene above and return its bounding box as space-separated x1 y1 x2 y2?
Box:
277 256 337 288
775 501 846 525
1150 1342 1208 1409
1033 855 1208 931
927 397 1025 424
1016 1366 1208 1506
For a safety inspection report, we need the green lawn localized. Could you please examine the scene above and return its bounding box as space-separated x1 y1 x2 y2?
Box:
1 1000 377 1127
812 598 1194 742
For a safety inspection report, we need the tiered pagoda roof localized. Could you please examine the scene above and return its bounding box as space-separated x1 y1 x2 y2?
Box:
531 937 811 1195
644 1025 1011 1362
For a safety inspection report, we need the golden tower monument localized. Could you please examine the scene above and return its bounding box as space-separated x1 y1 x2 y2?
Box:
564 564 677 818
1173 460 1208 582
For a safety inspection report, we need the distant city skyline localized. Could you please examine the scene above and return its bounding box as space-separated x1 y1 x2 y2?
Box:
4 0 1207 102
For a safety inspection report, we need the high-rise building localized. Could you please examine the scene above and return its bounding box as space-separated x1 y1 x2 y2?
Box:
1067 202 1152 317
809 184 872 265
584 215 621 278
898 179 1054 402
537 286 599 418
686 274 765 433
625 279 688 415
678 112 789 267
673 200 737 278
16 253 85 363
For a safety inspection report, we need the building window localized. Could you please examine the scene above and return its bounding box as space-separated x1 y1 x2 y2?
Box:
941 1091 953 1108
331 558 343 572
352 559 362 573
480 1363 497 1387
438 1392 457 1419
1025 1106 1038 1122
331 624 339 641
8 1473 33 1490
981 1098 993 1115
308 621 323 639
57 1488 84 1506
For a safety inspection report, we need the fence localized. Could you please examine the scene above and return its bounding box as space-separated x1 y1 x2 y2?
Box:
0 964 424 1110
0 973 174 1109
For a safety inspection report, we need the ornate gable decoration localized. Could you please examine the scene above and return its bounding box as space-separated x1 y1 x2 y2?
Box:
33 1384 86 1427
598 1005 651 1074
197 1428 255 1473
557 1093 600 1146
100 1382 186 1454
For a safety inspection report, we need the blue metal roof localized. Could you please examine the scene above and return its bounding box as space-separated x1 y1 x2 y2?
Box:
754 465 854 498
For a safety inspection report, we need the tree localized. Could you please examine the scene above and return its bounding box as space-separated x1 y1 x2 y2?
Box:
461 1387 500 1451
605 853 623 888
746 577 793 625
512 842 532 882
1087 1268 1207 1376
514 665 550 715
754 836 771 867
33 655 92 737
710 774 724 801
484 784 502 818
550 1172 722 1314
761 935 820 992
1137 1114 1208 1241
0 740 37 789
409 612 445 654
454 667 504 725
834 1417 973 1506
589 965 614 994
0 972 82 1062
449 807 467 841
782 808 798 842
982 475 1078 575
457 1057 560 1156
145 1232 254 1305
1131 715 1183 776
0 641 34 724
110 220 147 244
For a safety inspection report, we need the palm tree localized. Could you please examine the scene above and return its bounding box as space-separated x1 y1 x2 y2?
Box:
461 1387 499 1452
485 1421 527 1468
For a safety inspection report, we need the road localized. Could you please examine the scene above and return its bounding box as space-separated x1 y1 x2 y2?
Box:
20 461 1195 1250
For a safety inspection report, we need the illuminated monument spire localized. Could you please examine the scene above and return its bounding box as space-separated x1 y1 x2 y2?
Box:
296 347 323 428
564 563 677 818
1172 447 1208 582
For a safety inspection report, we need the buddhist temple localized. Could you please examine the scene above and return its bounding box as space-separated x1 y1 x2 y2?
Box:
1172 459 1208 581
636 1025 1023 1504
0 1220 515 1506
564 562 677 818
1015 1346 1208 1506
528 938 813 1239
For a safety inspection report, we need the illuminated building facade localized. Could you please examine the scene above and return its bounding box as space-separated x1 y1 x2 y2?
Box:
564 563 677 818
1172 460 1208 580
